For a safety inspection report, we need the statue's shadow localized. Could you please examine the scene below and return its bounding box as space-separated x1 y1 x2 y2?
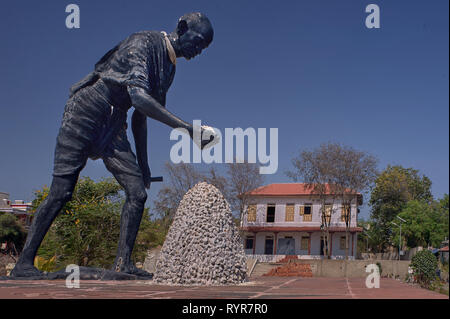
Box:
0 266 153 281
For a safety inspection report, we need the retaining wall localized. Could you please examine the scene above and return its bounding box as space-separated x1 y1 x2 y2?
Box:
246 255 411 278
292 259 411 278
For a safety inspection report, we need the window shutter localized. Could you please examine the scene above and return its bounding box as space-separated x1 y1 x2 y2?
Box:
285 204 294 222
247 205 256 222
300 205 305 215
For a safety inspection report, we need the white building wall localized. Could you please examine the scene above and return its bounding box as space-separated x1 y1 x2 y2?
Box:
241 194 360 258
243 195 359 228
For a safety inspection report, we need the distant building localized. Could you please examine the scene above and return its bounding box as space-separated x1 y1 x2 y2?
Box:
0 192 33 228
0 192 11 208
239 183 362 260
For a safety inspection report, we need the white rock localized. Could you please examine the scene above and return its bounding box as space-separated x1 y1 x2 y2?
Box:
154 182 247 286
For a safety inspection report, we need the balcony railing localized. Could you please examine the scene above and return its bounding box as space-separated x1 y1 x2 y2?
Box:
302 214 312 222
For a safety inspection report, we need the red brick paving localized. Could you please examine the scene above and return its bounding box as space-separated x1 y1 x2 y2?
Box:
263 263 313 277
0 276 447 299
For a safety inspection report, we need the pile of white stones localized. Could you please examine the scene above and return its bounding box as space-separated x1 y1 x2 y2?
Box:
153 182 248 286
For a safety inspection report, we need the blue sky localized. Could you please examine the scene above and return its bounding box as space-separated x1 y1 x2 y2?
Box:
0 0 448 219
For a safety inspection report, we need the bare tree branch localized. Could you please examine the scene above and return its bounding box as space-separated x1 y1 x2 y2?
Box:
286 142 378 259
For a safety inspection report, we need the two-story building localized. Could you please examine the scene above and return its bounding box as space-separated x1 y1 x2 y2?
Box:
239 183 363 260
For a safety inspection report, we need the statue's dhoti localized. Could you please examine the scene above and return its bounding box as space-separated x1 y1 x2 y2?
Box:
53 79 141 179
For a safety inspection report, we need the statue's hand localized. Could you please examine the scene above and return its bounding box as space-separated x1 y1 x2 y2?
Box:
142 167 151 189
201 125 220 149
191 125 220 150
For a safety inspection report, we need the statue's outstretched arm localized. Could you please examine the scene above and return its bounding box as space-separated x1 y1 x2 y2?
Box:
128 86 193 136
132 110 151 189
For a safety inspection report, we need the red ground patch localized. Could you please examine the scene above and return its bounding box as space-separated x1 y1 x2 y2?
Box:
263 263 313 277
0 277 446 299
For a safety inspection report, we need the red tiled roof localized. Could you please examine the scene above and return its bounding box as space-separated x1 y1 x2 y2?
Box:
440 246 449 252
240 226 363 233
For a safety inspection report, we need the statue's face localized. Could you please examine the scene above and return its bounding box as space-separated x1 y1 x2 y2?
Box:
177 19 213 60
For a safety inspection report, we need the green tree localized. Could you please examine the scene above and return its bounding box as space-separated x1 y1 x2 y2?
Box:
429 194 449 247
33 177 163 270
0 213 27 253
438 194 449 211
357 218 386 253
392 200 433 248
369 165 433 249
391 196 449 249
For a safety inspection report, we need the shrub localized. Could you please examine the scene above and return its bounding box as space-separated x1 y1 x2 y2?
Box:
0 213 27 252
34 256 57 273
410 250 438 287
33 177 168 270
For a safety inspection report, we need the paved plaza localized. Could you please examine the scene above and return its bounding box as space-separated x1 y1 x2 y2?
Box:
0 276 447 299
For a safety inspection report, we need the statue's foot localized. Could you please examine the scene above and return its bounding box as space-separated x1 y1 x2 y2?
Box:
113 262 153 278
10 263 43 278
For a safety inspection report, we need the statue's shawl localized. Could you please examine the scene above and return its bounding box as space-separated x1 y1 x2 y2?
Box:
70 31 176 106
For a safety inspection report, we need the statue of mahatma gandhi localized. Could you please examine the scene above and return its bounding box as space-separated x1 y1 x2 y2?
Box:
11 12 216 278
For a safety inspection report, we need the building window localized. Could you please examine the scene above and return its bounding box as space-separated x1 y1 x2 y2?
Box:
266 204 275 223
245 236 254 250
300 204 312 222
341 204 350 223
285 204 294 222
340 236 347 250
247 204 256 222
264 236 274 255
301 236 309 250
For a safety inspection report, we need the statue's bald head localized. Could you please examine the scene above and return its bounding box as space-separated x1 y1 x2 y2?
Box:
173 12 214 60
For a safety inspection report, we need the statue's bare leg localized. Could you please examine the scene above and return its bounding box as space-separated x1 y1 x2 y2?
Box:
11 174 79 277
102 131 150 276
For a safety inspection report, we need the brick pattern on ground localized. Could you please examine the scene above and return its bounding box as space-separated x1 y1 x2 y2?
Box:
264 263 313 277
1 277 446 299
